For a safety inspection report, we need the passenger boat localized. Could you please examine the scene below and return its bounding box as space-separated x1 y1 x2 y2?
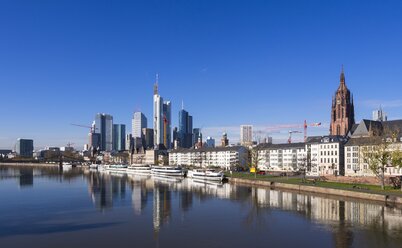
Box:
187 169 224 182
89 164 98 169
126 164 152 174
104 164 128 172
151 166 185 177
62 162 73 171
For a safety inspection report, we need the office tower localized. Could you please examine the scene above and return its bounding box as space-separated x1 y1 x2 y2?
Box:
163 101 172 149
153 75 164 149
178 107 194 148
89 133 101 150
113 124 126 151
240 125 253 146
126 134 133 152
95 113 113 151
142 128 154 149
221 133 229 147
153 75 171 150
193 128 201 147
132 112 147 138
206 137 215 148
16 139 34 157
372 107 387 122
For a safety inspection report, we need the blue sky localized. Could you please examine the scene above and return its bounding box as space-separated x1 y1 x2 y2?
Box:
1 0 402 149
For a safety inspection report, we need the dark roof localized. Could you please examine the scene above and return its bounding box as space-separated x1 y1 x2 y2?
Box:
255 142 305 150
383 120 402 134
170 146 247 154
306 135 347 144
345 137 386 146
351 119 402 138
350 124 359 134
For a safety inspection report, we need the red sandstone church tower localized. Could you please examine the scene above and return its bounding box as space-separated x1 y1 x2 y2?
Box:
330 67 355 136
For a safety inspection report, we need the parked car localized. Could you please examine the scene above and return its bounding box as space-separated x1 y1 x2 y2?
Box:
257 171 266 175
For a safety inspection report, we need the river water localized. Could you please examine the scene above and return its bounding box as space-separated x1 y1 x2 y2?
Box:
0 165 401 248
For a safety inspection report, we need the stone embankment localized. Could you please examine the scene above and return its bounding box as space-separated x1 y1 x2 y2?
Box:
229 177 402 205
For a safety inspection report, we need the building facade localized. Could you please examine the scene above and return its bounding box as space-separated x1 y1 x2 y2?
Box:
205 136 215 148
132 112 147 139
330 67 355 136
169 146 248 169
142 128 154 150
256 143 306 172
112 124 126 151
95 113 113 151
16 138 34 158
345 119 402 176
240 125 253 146
178 109 193 148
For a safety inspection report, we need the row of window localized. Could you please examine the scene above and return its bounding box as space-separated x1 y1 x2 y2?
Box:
321 150 338 156
321 158 338 164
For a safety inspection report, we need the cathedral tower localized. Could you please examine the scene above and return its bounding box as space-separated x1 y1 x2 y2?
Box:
330 67 355 136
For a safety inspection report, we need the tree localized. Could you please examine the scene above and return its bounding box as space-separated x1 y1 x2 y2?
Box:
249 148 263 179
363 132 402 190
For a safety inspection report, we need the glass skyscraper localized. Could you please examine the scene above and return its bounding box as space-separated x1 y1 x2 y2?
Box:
16 138 34 157
113 124 126 151
95 113 113 151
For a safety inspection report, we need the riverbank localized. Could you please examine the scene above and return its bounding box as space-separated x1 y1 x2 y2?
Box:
227 173 402 205
0 162 59 167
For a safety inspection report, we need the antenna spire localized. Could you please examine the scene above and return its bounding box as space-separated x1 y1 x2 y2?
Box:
153 73 159 95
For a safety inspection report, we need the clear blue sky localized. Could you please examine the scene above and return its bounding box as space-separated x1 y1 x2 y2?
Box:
1 0 402 149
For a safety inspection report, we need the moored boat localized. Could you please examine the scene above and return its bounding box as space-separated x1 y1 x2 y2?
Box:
126 164 152 174
104 164 128 172
151 166 185 177
187 169 224 182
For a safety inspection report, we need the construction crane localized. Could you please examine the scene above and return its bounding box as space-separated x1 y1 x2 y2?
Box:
303 120 322 142
288 130 302 144
71 123 99 133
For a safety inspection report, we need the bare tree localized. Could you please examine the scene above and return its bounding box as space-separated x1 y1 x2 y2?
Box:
249 148 263 179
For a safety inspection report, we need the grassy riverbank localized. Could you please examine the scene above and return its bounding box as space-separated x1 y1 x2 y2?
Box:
226 172 402 196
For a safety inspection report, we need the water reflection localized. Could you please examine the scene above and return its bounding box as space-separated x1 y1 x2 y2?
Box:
1 165 402 248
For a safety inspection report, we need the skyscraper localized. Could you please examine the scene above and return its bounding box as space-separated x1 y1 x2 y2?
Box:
113 124 126 151
153 75 171 150
163 101 172 149
330 67 355 136
178 108 194 148
132 112 147 138
16 138 33 157
373 107 388 122
240 125 253 146
153 75 164 149
95 113 113 151
142 128 154 149
192 128 201 147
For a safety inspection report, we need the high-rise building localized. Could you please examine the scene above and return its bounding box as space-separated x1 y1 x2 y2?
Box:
372 107 387 122
330 67 355 136
163 101 172 149
113 124 126 151
193 128 201 146
240 125 253 146
89 132 101 150
132 112 147 138
206 137 215 148
95 113 113 151
126 133 133 151
16 138 34 158
178 108 194 148
153 75 171 150
221 133 229 147
142 128 154 149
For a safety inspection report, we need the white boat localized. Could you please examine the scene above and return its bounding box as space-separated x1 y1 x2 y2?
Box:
187 169 224 182
89 164 98 169
151 166 185 177
104 164 128 173
62 162 73 171
126 164 152 175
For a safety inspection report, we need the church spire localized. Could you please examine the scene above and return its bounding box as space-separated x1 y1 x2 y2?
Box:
340 65 345 84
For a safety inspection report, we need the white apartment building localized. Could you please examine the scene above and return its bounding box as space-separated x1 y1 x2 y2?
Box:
169 146 248 170
256 136 346 176
256 143 306 172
